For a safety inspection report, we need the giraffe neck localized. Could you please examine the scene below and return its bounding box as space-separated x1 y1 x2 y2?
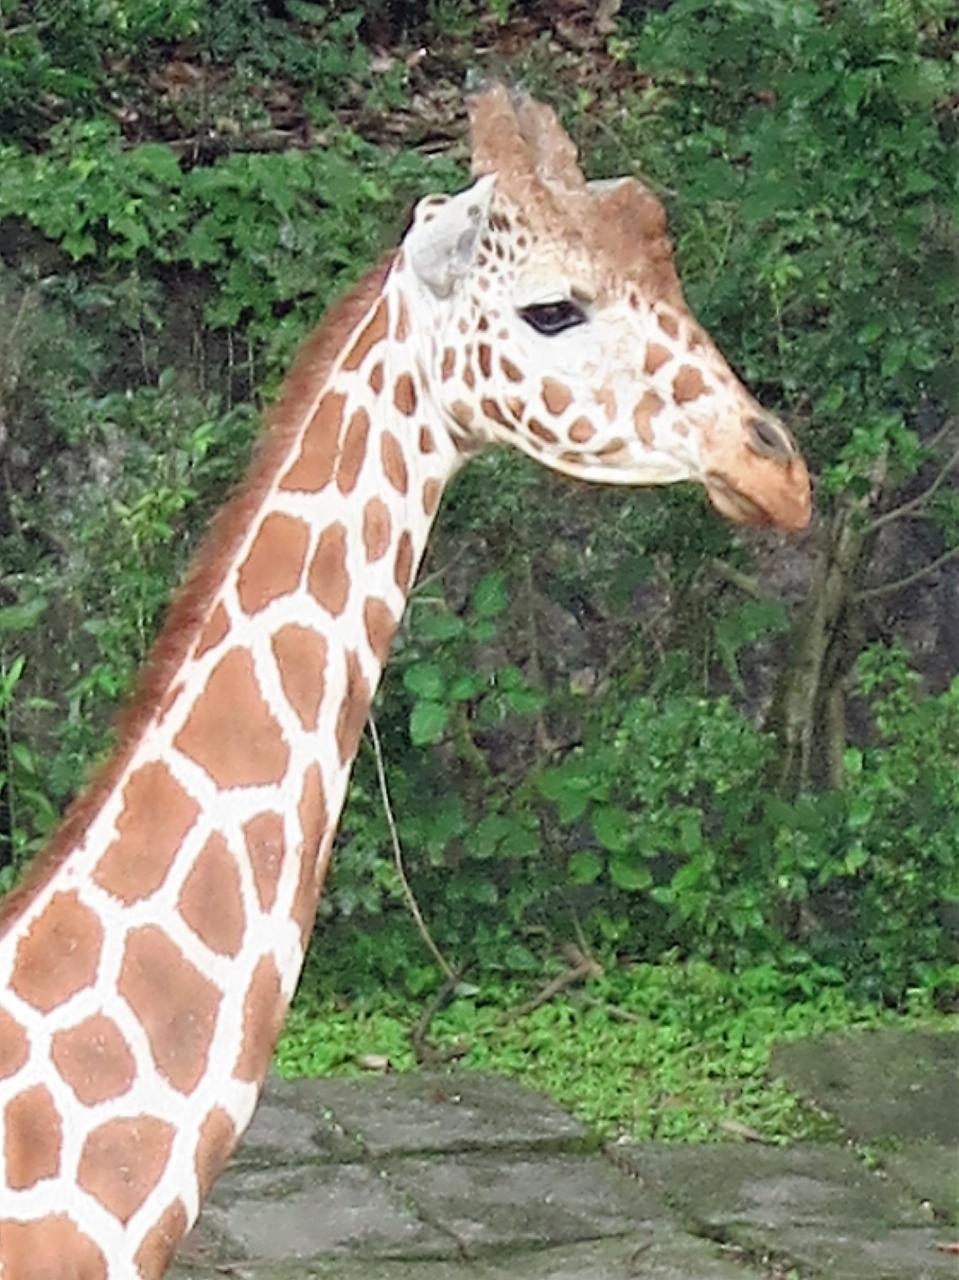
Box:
0 255 461 1278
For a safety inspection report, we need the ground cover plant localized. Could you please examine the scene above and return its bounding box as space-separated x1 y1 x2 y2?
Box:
0 0 956 1142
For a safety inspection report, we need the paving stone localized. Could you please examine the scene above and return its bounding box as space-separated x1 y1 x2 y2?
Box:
384 1150 664 1253
885 1140 959 1224
771 1029 959 1146
200 1161 453 1261
314 1071 588 1157
232 1075 363 1168
612 1141 931 1230
477 1233 765 1279
171 1235 763 1280
727 1223 959 1280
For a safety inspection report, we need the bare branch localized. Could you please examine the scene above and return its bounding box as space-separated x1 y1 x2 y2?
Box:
709 557 763 598
864 437 959 537
367 713 455 980
854 543 959 603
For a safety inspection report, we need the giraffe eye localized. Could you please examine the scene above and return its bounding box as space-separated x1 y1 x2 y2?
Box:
519 301 587 335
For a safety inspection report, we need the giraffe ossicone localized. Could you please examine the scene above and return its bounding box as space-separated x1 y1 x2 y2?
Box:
0 85 810 1278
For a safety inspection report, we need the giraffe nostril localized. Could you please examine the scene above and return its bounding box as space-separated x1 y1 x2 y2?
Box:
746 416 796 464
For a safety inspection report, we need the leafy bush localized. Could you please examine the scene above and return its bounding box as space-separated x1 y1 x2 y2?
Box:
0 0 956 1022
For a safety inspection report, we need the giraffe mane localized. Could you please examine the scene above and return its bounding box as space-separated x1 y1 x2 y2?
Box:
0 251 397 940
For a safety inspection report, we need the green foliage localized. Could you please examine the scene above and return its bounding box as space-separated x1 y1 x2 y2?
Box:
607 0 957 486
0 0 956 1076
0 121 462 364
278 954 950 1142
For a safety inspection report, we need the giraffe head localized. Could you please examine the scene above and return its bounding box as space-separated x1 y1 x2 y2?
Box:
402 83 810 531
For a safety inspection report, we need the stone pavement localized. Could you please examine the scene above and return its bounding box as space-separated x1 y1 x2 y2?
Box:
173 1029 958 1279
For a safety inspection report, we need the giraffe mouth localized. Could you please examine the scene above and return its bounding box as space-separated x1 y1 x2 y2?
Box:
705 472 807 531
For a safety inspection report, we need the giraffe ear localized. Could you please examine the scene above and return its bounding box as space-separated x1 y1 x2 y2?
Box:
406 176 496 299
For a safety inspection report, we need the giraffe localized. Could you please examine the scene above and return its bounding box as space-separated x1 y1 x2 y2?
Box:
0 84 810 1278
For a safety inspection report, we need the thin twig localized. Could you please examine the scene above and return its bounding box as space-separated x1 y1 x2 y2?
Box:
854 543 959 602
411 969 464 1064
709 557 763 598
864 439 959 537
577 995 643 1024
506 947 603 1020
367 713 455 979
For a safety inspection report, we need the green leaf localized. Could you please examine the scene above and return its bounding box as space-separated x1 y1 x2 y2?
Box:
473 571 508 618
609 857 652 892
409 699 448 745
679 812 703 855
0 599 47 633
415 611 465 642
403 662 445 700
568 851 602 884
504 943 538 971
449 672 485 701
593 805 632 853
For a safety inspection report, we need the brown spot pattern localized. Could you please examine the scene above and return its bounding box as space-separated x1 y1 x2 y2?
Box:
644 343 671 375
423 478 442 516
195 1106 236 1200
279 391 345 492
529 418 559 445
243 811 286 912
363 597 397 665
673 364 708 403
336 407 370 495
233 954 284 1084
394 531 414 593
51 1014 135 1106
542 378 572 416
0 1216 106 1280
634 390 664 444
481 397 511 429
271 624 327 731
336 650 371 765
292 765 327 943
441 348 455 380
341 298 387 371
237 513 310 616
658 311 679 339
597 437 627 458
362 497 391 562
119 926 221 1095
595 387 617 422
194 602 229 659
175 648 289 789
0 1007 28 1080
451 400 473 428
10 891 103 1013
381 431 409 495
478 344 492 378
94 762 199 905
419 426 435 453
78 1115 174 1224
368 361 384 393
178 833 245 958
568 417 596 444
307 521 350 616
135 1199 188 1280
4 1085 61 1189
394 296 410 342
501 356 523 383
298 763 328 860
393 373 417 416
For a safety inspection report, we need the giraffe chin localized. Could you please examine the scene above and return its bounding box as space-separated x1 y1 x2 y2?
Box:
704 474 809 533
